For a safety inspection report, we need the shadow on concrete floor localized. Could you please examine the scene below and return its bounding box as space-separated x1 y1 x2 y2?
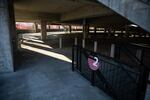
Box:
0 34 112 100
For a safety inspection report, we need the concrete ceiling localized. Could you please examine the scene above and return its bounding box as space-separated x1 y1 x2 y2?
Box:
14 0 86 14
14 0 131 27
14 0 115 22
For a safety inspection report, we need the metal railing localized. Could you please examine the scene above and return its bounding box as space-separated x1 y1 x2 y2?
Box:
72 45 147 100
118 43 150 100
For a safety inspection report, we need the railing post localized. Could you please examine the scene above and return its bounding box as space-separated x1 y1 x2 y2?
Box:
136 49 143 65
115 44 121 59
136 48 149 100
76 46 79 69
137 66 149 100
91 70 95 86
72 46 75 71
79 46 82 72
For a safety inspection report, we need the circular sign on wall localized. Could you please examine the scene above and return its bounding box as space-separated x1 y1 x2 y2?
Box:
88 55 101 71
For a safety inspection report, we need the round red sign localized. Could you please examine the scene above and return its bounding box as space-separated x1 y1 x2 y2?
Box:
88 55 100 71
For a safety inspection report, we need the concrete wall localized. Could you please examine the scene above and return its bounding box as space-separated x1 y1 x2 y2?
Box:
0 0 14 72
97 0 150 32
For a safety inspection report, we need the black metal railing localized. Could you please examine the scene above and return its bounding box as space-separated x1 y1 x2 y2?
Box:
118 43 150 100
72 45 147 100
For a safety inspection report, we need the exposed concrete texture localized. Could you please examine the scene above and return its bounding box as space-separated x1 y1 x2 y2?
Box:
97 0 150 32
8 0 17 51
83 24 89 39
41 20 47 40
34 22 38 33
15 10 60 22
14 0 114 23
87 15 131 27
0 47 112 100
61 4 113 21
0 0 14 72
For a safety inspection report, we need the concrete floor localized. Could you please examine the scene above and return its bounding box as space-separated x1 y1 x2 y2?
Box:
0 35 112 100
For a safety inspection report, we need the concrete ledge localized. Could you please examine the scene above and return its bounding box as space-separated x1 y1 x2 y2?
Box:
97 0 150 32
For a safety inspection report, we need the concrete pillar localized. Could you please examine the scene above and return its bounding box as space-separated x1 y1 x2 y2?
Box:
110 44 115 58
104 28 106 33
83 25 89 38
94 27 97 34
34 22 38 33
94 41 97 52
0 0 14 72
59 37 62 48
69 25 72 34
83 19 89 39
75 37 77 45
41 20 47 40
82 39 85 48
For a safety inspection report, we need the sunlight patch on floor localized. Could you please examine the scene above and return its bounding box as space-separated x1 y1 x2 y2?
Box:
21 44 72 63
23 38 44 43
23 40 53 49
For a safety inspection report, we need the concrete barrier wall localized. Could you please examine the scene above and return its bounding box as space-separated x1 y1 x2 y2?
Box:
0 0 14 72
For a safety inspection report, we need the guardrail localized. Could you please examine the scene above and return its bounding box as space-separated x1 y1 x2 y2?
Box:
72 45 149 100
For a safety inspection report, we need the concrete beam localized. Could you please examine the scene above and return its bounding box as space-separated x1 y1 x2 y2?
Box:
87 15 131 25
61 4 113 21
0 0 14 72
15 10 60 22
97 0 150 32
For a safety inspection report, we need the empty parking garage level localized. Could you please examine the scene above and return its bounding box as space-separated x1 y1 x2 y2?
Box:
0 0 150 100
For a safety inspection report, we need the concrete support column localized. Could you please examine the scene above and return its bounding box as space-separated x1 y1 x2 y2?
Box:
83 25 89 38
49 25 51 29
94 27 97 34
59 37 62 48
69 25 72 34
0 0 14 72
83 19 89 39
82 39 85 48
83 25 86 38
104 28 106 33
34 22 38 33
110 44 115 58
75 37 77 45
94 41 97 52
41 20 47 40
